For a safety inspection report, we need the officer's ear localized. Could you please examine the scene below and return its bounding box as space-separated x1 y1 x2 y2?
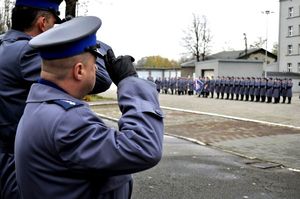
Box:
37 13 55 32
73 62 85 81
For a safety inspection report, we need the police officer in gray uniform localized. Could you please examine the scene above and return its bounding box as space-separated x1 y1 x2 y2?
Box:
215 76 221 99
224 76 230 99
229 76 235 100
260 78 267 102
244 77 251 101
272 78 281 103
249 77 255 101
286 78 293 104
155 77 162 93
239 77 245 101
266 77 274 103
254 77 261 102
169 77 176 95
15 16 164 199
209 76 215 98
234 77 240 100
0 1 113 198
0 1 65 198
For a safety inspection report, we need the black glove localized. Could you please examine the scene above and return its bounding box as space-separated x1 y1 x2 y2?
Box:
104 49 138 85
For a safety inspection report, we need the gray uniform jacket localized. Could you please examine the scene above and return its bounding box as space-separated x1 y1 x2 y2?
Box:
266 81 274 97
249 80 255 95
215 79 221 93
287 82 293 97
272 81 281 98
239 80 245 95
260 81 267 96
0 30 112 150
15 77 164 199
254 81 261 96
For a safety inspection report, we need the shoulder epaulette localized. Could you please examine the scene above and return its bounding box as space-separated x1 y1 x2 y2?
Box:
50 99 83 111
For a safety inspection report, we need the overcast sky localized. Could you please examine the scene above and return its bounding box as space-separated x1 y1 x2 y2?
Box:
63 0 279 61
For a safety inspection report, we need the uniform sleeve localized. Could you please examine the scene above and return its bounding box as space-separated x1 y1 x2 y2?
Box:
89 40 112 94
89 57 112 94
19 42 41 82
54 77 164 176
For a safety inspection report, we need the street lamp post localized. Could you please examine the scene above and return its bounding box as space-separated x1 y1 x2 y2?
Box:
262 10 274 78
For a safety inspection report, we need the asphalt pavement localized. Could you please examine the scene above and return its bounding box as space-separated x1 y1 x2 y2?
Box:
97 88 300 199
99 88 300 171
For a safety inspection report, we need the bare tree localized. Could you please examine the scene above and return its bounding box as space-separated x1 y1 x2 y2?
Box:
182 14 212 62
0 0 14 33
250 37 266 49
65 0 90 17
65 0 78 17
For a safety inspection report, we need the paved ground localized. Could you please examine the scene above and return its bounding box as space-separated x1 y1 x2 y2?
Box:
97 88 300 170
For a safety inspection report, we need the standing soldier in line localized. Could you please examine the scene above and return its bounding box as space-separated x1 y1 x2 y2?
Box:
168 77 172 94
254 77 261 102
174 77 179 95
215 76 221 99
239 77 245 101
184 77 189 95
220 76 226 99
155 77 162 93
209 76 215 98
244 77 251 101
272 78 281 103
188 77 194 95
234 77 240 100
281 78 288 103
224 76 230 99
177 77 183 95
286 78 293 104
229 76 235 100
260 78 267 102
266 77 274 103
249 77 256 101
162 77 168 94
168 77 173 95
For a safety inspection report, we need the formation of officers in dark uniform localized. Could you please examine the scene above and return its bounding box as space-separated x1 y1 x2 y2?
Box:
152 76 294 104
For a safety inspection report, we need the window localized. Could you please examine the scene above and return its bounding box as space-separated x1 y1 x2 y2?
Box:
288 26 293 36
298 63 300 72
288 45 293 55
288 7 294 17
287 63 292 72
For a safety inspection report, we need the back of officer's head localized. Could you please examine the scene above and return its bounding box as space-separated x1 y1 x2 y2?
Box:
29 16 102 97
11 0 62 32
12 7 53 31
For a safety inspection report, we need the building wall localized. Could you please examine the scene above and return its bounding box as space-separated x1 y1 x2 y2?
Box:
137 69 180 80
279 0 300 72
181 67 194 78
195 60 263 78
218 60 263 77
247 52 276 64
195 60 219 78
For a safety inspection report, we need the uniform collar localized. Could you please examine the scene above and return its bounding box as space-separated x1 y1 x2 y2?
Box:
2 29 32 42
38 78 67 93
26 83 86 107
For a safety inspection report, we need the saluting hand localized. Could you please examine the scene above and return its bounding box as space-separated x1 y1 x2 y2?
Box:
104 49 138 85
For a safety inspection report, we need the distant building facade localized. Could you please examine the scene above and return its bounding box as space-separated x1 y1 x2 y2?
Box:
195 59 263 79
136 68 181 80
181 48 276 78
279 0 300 73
